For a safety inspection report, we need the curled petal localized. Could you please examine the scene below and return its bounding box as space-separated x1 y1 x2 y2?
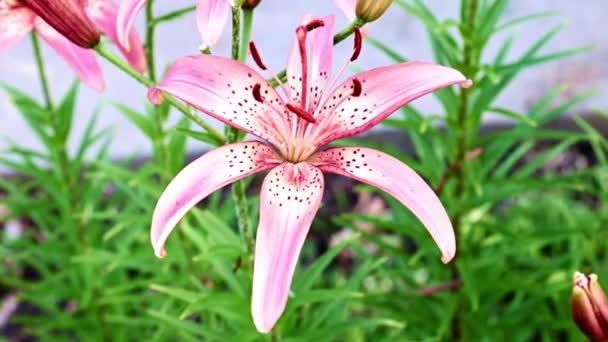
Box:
312 62 471 147
34 18 104 92
148 55 291 155
252 162 324 333
315 147 455 263
85 0 146 73
196 0 231 51
286 14 335 113
0 5 35 52
116 0 146 49
151 142 278 258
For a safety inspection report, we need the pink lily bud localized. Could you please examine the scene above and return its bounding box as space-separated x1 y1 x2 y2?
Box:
242 0 261 9
355 0 392 23
21 0 100 48
572 272 608 341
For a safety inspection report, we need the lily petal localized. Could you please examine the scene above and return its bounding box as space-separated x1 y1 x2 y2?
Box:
148 55 291 155
151 141 278 258
252 162 324 333
313 62 471 147
34 17 105 92
85 0 147 73
0 5 35 53
333 0 370 36
286 14 335 113
116 0 146 49
196 0 231 51
315 147 455 263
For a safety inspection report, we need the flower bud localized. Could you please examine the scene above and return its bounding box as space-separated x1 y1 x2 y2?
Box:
22 0 100 48
242 0 261 9
572 272 608 341
355 0 393 23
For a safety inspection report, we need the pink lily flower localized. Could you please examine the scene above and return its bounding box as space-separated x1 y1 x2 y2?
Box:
117 0 234 51
148 14 471 333
0 0 146 92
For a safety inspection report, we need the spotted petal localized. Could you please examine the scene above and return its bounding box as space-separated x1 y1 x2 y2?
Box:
286 14 335 113
116 0 146 49
85 0 146 73
312 62 471 147
151 141 278 258
252 162 324 333
196 0 231 51
315 147 455 263
0 5 35 52
34 18 105 92
148 55 292 155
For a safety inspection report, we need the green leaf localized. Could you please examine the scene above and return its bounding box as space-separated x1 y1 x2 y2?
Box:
55 81 79 143
112 102 157 139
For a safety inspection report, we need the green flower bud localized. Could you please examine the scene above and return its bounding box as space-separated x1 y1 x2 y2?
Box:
355 0 393 23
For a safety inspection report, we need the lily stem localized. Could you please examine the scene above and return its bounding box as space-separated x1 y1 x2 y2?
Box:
269 19 363 87
31 33 53 110
94 44 226 145
450 0 479 340
145 0 157 83
228 5 255 256
239 8 254 62
145 0 172 178
32 31 110 341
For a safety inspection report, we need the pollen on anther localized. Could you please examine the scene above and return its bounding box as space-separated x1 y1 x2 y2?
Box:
252 83 264 102
305 19 325 31
352 78 362 97
249 41 267 70
351 27 363 62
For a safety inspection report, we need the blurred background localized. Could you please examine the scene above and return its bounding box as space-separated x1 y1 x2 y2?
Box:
2 0 606 160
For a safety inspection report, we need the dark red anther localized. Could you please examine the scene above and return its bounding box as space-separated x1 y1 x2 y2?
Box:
286 103 316 123
351 27 363 62
249 41 267 70
352 78 362 97
305 19 325 31
252 83 264 102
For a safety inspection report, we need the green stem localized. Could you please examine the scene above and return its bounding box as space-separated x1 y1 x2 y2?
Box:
239 8 254 62
31 33 53 110
150 5 196 25
145 0 157 82
228 6 254 255
31 32 75 224
231 6 241 61
269 19 363 87
450 1 479 340
144 0 171 176
32 31 110 340
94 44 225 145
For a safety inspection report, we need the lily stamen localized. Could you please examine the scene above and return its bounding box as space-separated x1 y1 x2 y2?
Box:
249 41 290 98
286 103 317 123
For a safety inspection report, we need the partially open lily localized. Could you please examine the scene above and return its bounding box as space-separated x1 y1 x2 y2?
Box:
148 14 471 333
0 0 146 91
117 0 234 51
